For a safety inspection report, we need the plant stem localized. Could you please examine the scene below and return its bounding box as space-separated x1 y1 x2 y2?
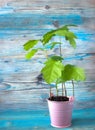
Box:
60 43 62 56
59 37 62 56
44 50 48 58
72 80 75 97
56 83 58 96
62 83 64 96
59 37 63 97
49 86 52 98
64 83 67 96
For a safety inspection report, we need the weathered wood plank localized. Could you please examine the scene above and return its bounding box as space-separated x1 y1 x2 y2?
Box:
0 0 95 129
0 108 95 129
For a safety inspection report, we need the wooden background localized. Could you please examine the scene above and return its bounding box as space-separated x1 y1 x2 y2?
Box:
0 0 95 129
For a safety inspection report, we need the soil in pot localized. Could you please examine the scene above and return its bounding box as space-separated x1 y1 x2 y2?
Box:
48 96 69 101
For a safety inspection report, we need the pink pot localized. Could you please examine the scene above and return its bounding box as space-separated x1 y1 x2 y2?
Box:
47 96 74 128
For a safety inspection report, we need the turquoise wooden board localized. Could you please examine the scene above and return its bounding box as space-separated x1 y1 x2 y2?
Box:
0 108 95 129
0 0 95 129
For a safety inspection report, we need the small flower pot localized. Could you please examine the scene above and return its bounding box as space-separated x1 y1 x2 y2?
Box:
47 96 74 128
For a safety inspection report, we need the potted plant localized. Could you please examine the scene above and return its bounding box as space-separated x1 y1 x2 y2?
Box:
23 25 86 128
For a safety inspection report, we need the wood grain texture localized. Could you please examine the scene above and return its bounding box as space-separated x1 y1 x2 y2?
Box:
0 0 95 129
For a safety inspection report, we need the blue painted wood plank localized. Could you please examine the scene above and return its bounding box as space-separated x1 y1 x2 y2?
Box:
0 0 95 129
0 108 95 129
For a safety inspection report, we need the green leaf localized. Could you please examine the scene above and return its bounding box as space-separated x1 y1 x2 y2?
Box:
41 59 64 84
65 31 77 48
59 25 69 31
25 49 38 59
62 64 86 82
56 78 63 84
42 25 77 45
50 42 61 49
64 24 77 27
66 31 77 39
65 36 69 40
51 55 63 61
23 40 39 51
54 30 67 36
57 25 77 32
54 25 77 38
42 30 56 45
69 38 76 49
